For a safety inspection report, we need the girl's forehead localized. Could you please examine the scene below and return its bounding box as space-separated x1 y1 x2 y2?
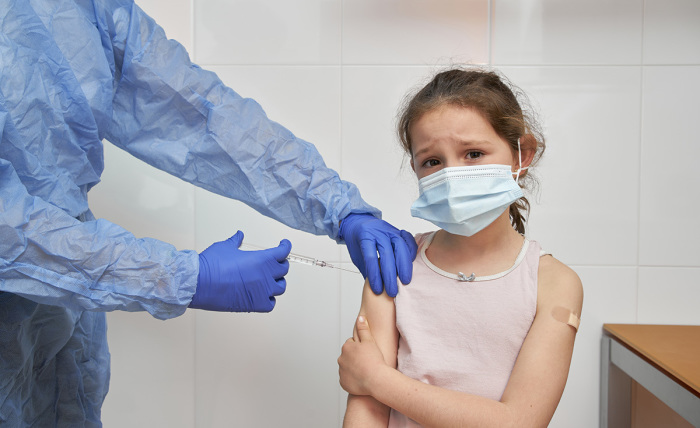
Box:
414 105 492 131
411 106 499 143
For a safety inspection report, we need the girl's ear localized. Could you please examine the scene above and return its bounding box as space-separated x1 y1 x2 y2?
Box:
516 134 537 169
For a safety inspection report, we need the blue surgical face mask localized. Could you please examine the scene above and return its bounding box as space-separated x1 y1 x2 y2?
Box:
410 140 527 237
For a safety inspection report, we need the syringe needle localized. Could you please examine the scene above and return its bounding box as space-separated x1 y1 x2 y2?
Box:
321 262 361 275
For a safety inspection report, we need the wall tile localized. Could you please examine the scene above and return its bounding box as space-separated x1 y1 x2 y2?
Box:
492 0 643 65
194 0 341 65
502 67 642 266
138 0 193 52
342 0 488 65
549 266 637 428
639 66 700 266
90 143 196 251
643 0 700 65
102 311 196 428
638 267 700 324
194 266 342 427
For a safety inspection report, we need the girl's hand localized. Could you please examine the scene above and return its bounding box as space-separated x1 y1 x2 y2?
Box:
338 315 388 396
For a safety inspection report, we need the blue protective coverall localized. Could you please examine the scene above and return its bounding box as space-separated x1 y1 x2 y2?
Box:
0 0 379 425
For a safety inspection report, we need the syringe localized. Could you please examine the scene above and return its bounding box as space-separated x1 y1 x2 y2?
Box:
239 243 361 275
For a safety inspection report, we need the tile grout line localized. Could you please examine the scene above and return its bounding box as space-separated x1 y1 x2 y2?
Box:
636 0 646 324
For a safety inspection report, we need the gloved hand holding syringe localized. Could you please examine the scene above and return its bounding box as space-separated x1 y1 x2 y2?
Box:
240 242 361 275
191 231 361 314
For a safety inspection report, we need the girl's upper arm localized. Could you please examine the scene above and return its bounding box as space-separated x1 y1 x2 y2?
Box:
499 255 583 426
357 279 399 368
343 280 400 427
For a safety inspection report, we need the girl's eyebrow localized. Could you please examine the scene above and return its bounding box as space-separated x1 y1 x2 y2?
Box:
457 139 493 147
412 146 433 159
413 139 494 159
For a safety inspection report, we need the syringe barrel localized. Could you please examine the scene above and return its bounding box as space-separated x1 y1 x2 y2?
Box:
239 244 349 271
287 252 319 265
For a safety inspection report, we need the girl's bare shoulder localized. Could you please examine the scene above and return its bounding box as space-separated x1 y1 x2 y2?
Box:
537 254 583 314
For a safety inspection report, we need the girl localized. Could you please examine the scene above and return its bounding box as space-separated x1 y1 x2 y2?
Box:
338 68 583 427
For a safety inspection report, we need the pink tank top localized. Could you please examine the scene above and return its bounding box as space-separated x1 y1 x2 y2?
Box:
388 232 541 427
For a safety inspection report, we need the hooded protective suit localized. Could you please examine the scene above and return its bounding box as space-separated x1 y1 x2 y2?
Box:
0 0 378 425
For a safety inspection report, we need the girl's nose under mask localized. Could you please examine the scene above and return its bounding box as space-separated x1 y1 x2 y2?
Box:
410 164 524 236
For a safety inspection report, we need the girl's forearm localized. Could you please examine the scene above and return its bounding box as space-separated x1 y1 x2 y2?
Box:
369 365 517 428
344 394 390 428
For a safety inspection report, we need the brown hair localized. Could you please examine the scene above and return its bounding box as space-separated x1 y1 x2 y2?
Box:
397 67 545 234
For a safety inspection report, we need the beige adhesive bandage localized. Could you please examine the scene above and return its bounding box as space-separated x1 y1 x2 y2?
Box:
552 307 580 332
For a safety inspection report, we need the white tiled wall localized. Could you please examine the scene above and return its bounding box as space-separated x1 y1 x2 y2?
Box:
89 0 700 426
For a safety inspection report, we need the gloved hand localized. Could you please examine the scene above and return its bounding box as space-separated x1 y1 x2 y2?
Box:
339 213 418 297
190 231 291 313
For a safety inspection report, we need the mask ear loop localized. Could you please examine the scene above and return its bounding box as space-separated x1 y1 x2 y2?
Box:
513 137 529 185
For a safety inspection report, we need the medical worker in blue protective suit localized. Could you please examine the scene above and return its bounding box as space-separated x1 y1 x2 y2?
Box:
0 0 418 425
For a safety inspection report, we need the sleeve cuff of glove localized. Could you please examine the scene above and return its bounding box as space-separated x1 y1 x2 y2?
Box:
337 211 382 243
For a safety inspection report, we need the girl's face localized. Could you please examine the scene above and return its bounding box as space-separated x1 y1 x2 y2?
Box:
410 105 517 180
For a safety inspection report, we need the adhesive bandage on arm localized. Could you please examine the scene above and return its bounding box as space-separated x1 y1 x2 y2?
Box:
551 307 580 332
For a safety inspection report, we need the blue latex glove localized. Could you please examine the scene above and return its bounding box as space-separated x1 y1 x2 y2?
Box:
339 213 418 297
190 231 291 312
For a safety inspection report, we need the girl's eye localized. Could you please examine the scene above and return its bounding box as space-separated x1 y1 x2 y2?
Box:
467 151 483 160
423 159 441 168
